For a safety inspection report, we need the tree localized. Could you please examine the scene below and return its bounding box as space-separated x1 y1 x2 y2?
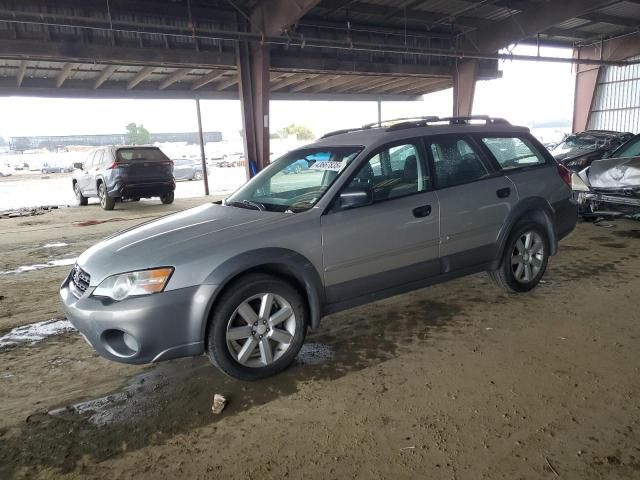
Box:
126 123 151 145
276 124 315 141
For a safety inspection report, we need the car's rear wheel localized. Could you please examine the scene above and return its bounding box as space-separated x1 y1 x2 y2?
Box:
206 274 307 380
160 191 174 204
489 223 549 293
194 170 203 180
73 182 88 206
98 183 115 210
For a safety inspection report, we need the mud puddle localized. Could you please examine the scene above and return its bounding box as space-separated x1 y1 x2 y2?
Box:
0 319 75 349
0 257 76 275
0 299 461 477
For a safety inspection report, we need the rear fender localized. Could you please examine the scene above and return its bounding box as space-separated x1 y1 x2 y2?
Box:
492 197 557 269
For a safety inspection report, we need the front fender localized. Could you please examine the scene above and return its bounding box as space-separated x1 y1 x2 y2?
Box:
201 248 325 337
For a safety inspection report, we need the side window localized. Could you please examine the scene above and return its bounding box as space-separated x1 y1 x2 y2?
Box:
93 150 104 168
481 136 546 170
84 152 95 169
348 142 428 202
430 136 489 189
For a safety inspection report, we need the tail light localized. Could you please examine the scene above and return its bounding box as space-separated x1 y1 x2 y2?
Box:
162 160 174 166
108 162 129 169
557 163 572 186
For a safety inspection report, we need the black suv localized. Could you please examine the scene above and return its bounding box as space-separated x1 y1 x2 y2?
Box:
72 146 175 210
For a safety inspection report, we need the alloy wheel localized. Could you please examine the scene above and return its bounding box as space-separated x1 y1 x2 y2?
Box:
511 230 545 283
226 293 296 367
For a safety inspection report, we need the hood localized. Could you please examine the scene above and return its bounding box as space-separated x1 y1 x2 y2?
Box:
77 203 283 285
586 155 640 189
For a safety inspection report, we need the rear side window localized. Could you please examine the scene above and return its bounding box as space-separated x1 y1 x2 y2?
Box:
481 137 546 170
117 148 169 162
429 136 489 189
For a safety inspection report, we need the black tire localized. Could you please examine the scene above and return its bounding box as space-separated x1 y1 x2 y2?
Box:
206 273 308 380
98 182 115 211
160 191 174 204
73 182 88 206
489 222 550 293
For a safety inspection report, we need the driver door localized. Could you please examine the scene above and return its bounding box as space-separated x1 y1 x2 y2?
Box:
321 139 441 305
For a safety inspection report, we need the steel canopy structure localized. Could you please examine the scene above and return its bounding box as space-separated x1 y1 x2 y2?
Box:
1 0 640 173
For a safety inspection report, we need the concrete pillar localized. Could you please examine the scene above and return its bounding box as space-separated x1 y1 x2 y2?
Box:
572 65 600 133
237 41 270 178
453 61 478 117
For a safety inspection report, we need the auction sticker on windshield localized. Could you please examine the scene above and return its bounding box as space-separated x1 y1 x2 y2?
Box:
310 161 343 171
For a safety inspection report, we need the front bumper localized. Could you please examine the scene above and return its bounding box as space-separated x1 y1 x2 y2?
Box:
575 190 640 220
60 271 216 364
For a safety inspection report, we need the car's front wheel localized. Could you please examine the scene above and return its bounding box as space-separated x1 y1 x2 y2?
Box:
98 183 115 210
74 182 88 206
489 223 549 293
206 274 307 380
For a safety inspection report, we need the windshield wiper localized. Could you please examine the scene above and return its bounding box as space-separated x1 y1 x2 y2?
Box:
225 200 266 211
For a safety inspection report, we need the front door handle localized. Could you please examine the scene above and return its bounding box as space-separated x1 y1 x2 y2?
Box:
496 187 511 198
412 205 432 218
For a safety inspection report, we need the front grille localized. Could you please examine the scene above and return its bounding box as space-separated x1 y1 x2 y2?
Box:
70 263 90 294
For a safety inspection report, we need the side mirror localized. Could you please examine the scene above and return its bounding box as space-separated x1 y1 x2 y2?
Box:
338 186 373 210
73 162 84 170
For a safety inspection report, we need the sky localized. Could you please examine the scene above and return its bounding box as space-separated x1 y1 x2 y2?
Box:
0 45 575 142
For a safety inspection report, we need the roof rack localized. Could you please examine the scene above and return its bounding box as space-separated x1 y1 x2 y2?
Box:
320 115 511 139
386 115 510 131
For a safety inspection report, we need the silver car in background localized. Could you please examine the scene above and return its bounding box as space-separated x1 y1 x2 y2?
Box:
60 116 577 380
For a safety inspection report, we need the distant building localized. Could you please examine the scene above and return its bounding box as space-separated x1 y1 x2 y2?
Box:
9 131 223 151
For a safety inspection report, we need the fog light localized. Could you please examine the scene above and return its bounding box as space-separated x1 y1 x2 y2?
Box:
123 332 139 353
102 329 139 357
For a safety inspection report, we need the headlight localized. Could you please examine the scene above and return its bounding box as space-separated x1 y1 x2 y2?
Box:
571 172 590 192
93 267 173 301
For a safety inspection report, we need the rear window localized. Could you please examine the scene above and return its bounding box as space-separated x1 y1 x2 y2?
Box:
116 148 169 162
480 137 546 170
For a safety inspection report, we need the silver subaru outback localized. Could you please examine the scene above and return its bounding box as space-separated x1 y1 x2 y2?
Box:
60 116 577 380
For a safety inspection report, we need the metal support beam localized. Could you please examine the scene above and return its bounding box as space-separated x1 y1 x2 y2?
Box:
93 64 118 89
16 60 26 87
195 98 210 196
377 99 382 127
191 69 227 90
127 66 155 89
453 61 478 117
237 41 270 177
55 63 73 88
467 0 618 52
214 74 239 91
160 68 193 90
251 0 322 36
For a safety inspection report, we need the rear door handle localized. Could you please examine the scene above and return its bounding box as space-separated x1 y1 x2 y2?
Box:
496 187 511 198
412 205 432 218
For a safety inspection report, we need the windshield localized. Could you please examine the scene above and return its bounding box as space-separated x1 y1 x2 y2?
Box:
226 146 362 212
612 136 640 159
551 135 601 156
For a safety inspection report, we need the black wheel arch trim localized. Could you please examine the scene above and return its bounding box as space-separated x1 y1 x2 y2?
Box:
201 248 324 338
491 197 558 270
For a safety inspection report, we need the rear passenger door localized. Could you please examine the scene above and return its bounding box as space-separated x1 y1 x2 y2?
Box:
321 139 440 304
428 134 516 272
78 152 95 194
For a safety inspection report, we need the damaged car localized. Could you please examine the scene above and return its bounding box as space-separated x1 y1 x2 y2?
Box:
552 130 633 171
573 133 640 220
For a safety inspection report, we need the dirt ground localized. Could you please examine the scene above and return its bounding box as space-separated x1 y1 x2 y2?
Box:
1 199 640 480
